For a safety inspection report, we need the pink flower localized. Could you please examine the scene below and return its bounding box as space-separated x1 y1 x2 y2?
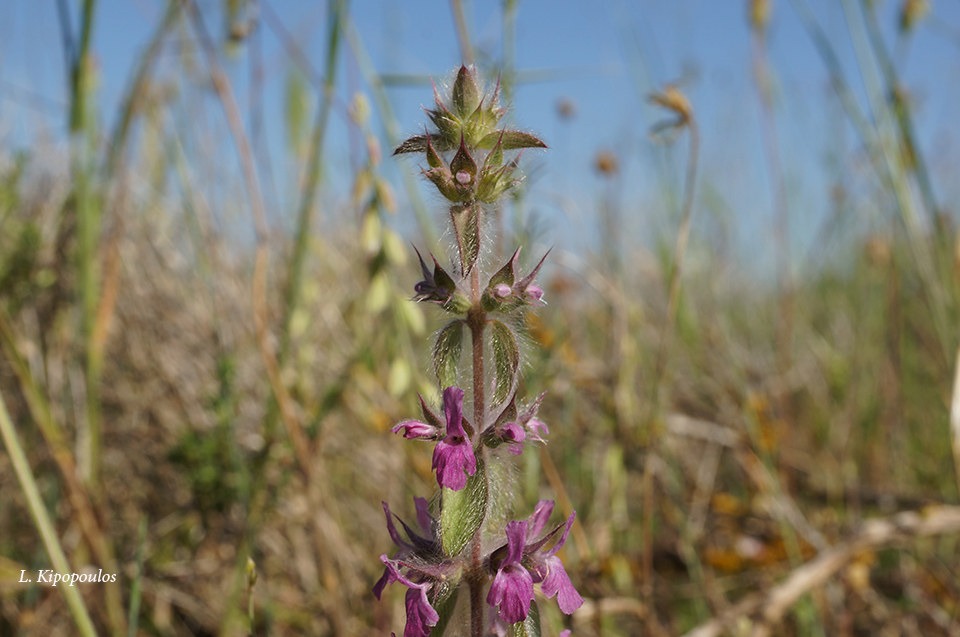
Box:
486 501 584 624
375 556 439 637
487 521 535 624
431 386 477 490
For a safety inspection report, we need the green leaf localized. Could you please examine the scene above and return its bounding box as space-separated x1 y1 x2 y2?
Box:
450 204 481 275
439 457 487 556
490 320 520 406
433 320 465 388
394 134 434 155
479 130 547 150
508 600 542 637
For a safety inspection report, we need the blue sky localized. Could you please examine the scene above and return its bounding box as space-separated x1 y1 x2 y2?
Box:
2 1 959 272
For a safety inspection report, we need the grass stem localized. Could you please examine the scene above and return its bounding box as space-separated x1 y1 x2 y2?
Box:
0 390 98 637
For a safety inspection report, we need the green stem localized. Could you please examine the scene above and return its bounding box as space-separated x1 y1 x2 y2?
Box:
466 206 486 637
104 0 180 180
641 117 699 636
67 0 103 492
69 0 97 135
343 17 436 245
450 0 475 66
0 391 98 637
280 0 347 360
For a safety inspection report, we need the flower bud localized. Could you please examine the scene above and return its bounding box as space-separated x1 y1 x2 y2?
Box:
452 65 482 118
450 136 478 186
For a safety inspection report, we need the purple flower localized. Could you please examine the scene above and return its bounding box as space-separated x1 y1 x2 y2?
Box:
403 584 439 637
498 393 550 452
375 556 439 637
486 501 584 624
392 419 439 440
373 498 439 600
432 386 477 490
487 521 535 624
392 394 446 441
527 510 583 615
483 247 551 310
499 421 527 455
526 416 549 443
525 499 555 537
524 284 545 304
412 247 455 305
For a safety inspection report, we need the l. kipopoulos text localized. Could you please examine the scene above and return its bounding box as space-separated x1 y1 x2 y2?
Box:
19 569 117 587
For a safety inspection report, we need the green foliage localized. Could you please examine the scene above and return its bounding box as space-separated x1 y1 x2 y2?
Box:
439 458 487 557
450 203 482 274
433 320 466 388
490 319 520 406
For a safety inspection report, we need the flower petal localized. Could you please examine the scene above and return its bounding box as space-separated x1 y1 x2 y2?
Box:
442 386 466 435
547 512 576 557
392 420 439 440
526 500 555 539
403 584 439 637
432 437 477 490
540 556 583 615
487 563 534 625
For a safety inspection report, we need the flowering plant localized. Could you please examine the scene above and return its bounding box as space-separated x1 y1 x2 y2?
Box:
375 65 582 637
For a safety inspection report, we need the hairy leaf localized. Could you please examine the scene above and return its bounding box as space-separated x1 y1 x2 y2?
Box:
490 320 520 406
433 320 465 388
450 204 481 275
479 130 547 150
440 457 487 556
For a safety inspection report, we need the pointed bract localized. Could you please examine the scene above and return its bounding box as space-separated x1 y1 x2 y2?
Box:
452 65 482 117
479 129 547 150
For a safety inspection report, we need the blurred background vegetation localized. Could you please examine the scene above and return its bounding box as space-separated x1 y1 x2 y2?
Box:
2 0 960 635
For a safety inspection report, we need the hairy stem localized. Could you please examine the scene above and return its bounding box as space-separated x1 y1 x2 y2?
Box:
466 206 486 637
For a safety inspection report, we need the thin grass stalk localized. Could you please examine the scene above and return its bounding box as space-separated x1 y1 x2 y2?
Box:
64 0 105 496
450 0 476 66
950 347 960 498
791 0 955 462
104 0 180 180
750 19 795 385
0 390 98 637
838 0 949 360
186 4 312 631
342 17 436 245
279 0 346 361
126 517 147 637
0 309 126 633
859 0 939 220
501 0 517 106
254 0 347 504
642 113 699 636
496 0 518 258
